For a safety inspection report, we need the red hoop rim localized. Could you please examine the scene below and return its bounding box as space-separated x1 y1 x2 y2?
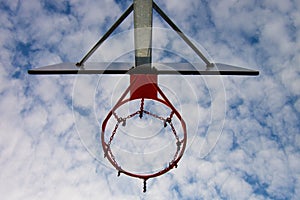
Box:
101 96 187 180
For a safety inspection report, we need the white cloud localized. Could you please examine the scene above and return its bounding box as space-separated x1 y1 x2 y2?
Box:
220 174 253 200
0 0 299 199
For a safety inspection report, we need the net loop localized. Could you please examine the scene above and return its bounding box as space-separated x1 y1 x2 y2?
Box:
143 179 147 193
164 111 174 127
139 98 144 119
113 112 127 126
104 118 119 161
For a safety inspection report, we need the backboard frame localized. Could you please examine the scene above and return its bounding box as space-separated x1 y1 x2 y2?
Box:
28 62 259 76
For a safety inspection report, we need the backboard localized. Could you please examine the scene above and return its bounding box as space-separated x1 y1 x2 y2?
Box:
28 62 259 75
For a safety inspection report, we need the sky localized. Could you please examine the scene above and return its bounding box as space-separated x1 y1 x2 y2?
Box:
0 0 299 199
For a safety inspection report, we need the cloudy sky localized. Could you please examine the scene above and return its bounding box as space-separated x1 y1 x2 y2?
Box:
0 0 299 199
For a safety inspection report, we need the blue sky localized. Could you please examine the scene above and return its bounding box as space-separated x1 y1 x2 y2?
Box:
0 0 300 199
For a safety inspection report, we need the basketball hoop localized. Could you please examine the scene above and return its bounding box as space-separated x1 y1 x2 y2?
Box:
28 0 259 193
101 72 187 192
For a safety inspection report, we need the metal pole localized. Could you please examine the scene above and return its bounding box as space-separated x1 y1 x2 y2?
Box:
134 0 153 67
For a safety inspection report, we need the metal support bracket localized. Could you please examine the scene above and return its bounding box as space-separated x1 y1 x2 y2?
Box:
76 4 134 67
153 2 211 66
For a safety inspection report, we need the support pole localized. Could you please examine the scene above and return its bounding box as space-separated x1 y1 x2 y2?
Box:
131 1 157 100
134 0 153 67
